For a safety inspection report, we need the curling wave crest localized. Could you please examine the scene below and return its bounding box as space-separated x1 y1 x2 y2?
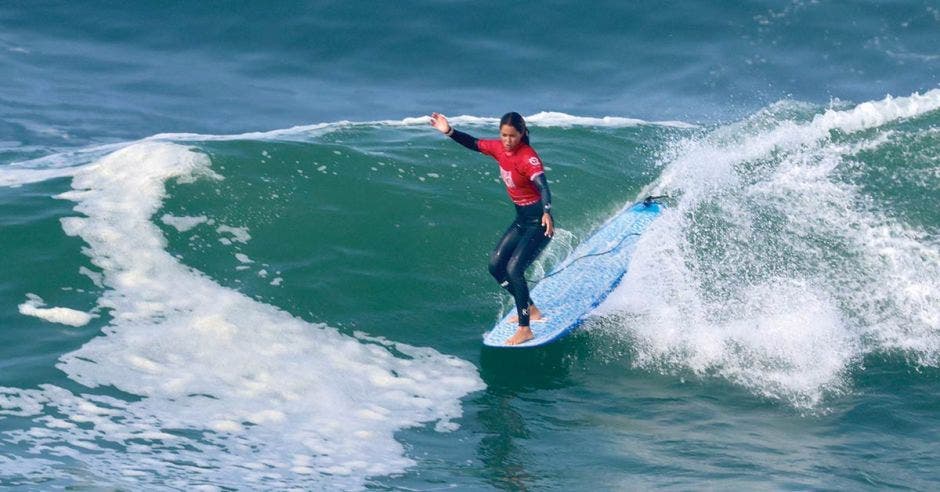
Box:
601 90 940 408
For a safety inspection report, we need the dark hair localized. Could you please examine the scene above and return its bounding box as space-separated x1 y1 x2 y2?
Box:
499 112 530 145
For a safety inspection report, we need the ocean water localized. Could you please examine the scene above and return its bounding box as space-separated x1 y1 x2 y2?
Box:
1 1 938 490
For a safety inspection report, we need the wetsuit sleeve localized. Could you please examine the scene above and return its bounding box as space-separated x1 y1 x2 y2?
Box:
533 173 553 213
448 129 480 152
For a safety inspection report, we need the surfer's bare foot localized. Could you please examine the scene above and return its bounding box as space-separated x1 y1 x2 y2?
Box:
509 305 544 323
506 326 534 345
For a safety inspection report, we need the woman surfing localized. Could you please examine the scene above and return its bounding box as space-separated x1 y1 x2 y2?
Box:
430 112 555 345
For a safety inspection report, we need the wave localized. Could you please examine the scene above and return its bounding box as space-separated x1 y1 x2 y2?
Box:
1 142 484 489
601 89 940 408
1 91 937 487
0 110 695 172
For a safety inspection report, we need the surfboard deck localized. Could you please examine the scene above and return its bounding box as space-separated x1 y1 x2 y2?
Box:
483 198 663 348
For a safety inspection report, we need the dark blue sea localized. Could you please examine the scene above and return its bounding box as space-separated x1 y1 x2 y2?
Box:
1 1 938 490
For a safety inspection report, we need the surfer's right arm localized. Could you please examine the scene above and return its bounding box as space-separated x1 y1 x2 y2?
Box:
430 112 479 152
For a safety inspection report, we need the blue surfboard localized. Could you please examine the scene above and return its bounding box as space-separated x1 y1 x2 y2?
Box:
483 197 664 348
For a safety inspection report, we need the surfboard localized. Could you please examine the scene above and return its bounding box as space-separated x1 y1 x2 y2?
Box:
483 197 664 348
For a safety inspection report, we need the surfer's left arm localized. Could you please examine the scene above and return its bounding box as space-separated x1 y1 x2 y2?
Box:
430 112 480 152
533 174 554 237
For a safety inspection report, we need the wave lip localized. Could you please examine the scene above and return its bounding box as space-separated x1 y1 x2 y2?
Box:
405 111 697 129
605 89 940 408
1 108 696 187
149 111 698 140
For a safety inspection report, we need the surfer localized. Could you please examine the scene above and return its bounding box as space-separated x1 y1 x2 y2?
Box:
430 112 554 345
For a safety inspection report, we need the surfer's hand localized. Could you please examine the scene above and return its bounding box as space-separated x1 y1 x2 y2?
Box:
430 113 451 134
542 212 554 237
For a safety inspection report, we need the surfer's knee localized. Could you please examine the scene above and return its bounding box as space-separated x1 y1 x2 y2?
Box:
504 257 524 283
488 256 505 280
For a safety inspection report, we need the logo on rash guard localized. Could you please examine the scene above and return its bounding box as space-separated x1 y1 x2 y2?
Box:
500 168 515 188
529 157 541 166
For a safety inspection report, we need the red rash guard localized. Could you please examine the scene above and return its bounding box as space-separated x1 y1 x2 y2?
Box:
477 139 545 206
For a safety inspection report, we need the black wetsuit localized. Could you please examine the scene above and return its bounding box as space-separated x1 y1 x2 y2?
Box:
448 129 553 326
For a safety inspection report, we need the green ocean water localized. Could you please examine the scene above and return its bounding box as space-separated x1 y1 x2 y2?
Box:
2 1 939 490
2 97 939 489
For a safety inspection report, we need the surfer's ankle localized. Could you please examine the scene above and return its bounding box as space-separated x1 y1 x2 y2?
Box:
510 304 542 323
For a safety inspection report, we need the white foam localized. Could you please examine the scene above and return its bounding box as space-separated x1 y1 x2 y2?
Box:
0 166 84 187
217 225 251 244
79 266 105 288
527 111 697 128
160 214 209 232
139 113 694 142
0 141 134 187
652 89 940 201
149 122 341 143
18 294 93 327
810 90 940 134
3 142 483 489
405 112 695 129
604 89 940 407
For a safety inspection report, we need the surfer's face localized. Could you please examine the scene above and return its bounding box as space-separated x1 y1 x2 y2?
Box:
500 124 524 151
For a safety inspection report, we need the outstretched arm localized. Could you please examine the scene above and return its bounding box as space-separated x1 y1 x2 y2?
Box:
430 112 479 152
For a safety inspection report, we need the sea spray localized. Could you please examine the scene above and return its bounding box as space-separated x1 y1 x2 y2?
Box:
601 91 940 408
